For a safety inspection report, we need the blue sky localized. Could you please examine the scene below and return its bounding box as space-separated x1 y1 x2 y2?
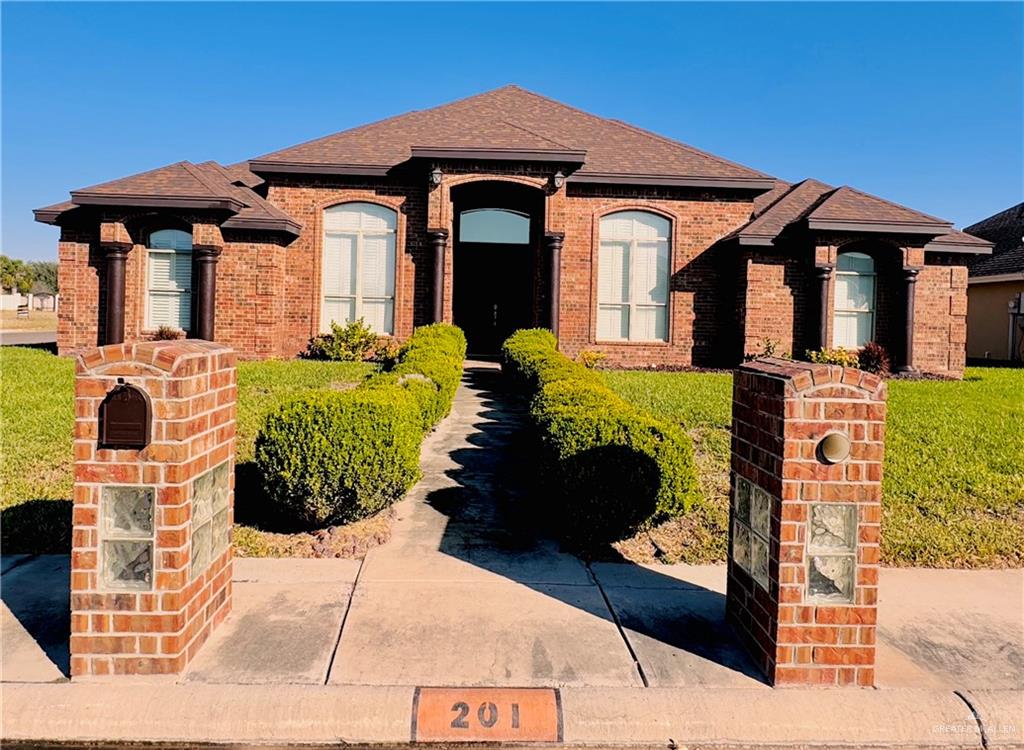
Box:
3 2 1021 261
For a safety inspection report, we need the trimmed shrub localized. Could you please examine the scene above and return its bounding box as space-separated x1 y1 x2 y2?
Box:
502 329 701 544
255 388 422 527
256 322 467 528
805 347 860 368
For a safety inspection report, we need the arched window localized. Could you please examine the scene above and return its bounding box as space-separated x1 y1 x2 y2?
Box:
322 202 397 335
147 228 192 331
459 208 530 244
833 251 876 349
597 211 670 342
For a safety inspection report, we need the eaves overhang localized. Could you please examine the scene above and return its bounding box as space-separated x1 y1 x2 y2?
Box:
221 216 302 236
247 160 392 177
69 191 246 213
409 146 587 164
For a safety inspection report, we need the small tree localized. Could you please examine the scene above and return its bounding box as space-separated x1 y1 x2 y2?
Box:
0 255 35 295
27 261 58 294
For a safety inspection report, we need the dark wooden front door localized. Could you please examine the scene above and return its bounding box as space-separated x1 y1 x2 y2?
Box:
453 242 534 355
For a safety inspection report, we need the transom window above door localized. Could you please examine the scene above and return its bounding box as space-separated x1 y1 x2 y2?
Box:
833 251 876 349
321 202 397 335
459 208 530 244
597 211 671 342
147 228 192 331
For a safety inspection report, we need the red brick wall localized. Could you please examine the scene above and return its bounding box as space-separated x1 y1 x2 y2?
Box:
70 341 235 677
727 358 885 687
50 177 971 375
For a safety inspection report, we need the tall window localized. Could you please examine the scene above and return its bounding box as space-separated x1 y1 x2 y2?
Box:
597 211 670 342
147 229 192 331
833 251 876 349
321 202 397 335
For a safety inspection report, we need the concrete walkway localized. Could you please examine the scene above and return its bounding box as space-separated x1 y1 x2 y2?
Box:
2 362 1023 747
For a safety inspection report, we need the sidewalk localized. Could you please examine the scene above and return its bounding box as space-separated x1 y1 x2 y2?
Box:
3 362 1022 747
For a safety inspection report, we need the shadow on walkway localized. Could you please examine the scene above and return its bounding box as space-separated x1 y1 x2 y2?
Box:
422 363 764 686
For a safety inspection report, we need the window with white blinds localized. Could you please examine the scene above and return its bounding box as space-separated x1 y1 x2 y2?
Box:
597 211 670 342
832 251 876 349
147 229 193 331
321 202 397 335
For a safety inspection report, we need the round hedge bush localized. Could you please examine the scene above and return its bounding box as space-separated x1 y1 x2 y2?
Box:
255 388 422 527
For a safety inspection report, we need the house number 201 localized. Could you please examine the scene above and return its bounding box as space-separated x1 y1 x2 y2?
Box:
450 701 520 730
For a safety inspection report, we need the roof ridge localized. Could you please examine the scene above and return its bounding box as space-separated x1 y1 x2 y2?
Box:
181 161 233 197
751 180 798 218
498 119 572 149
832 184 950 226
250 86 528 164
497 85 771 179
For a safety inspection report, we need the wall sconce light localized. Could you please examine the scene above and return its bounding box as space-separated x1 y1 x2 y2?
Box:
551 170 565 190
429 168 443 187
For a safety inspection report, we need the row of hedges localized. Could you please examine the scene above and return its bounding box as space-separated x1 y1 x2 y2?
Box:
502 329 701 544
255 324 466 527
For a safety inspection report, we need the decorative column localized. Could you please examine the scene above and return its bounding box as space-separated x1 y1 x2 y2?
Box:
99 222 133 346
193 224 224 343
898 268 919 373
545 232 564 338
815 264 834 350
428 229 449 324
194 247 222 342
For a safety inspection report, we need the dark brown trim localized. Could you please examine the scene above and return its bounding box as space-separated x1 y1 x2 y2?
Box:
427 229 449 324
193 246 221 342
924 240 993 254
70 192 245 212
33 206 73 224
103 245 130 345
545 232 564 339
897 268 920 373
247 160 392 176
410 146 587 163
806 218 952 235
221 216 303 236
736 234 777 246
816 264 834 350
566 172 776 191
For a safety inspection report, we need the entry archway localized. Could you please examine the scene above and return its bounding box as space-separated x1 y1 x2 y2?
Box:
450 181 546 355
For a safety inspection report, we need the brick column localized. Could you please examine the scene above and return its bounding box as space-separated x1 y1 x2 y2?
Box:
726 357 886 687
71 340 236 678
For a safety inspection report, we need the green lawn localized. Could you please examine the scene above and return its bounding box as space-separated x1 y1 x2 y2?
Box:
0 346 374 554
603 367 1024 568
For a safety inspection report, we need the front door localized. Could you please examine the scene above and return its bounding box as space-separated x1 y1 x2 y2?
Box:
453 242 534 356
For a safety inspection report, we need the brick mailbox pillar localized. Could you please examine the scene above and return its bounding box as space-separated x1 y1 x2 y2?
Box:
726 357 886 687
71 341 236 678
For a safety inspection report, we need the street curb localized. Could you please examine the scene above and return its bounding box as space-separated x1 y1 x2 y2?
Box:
2 683 1020 748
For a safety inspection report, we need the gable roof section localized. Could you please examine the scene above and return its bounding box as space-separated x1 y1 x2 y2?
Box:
806 186 952 234
35 160 301 236
732 179 835 245
249 85 774 189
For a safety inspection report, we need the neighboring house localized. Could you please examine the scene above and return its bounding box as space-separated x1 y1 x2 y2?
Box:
963 203 1024 362
35 85 992 376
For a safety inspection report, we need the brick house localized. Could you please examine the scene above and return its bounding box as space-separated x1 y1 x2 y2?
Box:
36 85 992 375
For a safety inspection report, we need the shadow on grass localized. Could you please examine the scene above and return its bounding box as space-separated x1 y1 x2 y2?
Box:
1 498 72 554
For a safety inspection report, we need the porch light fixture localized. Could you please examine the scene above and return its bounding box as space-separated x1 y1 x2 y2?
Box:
429 167 443 187
552 170 565 190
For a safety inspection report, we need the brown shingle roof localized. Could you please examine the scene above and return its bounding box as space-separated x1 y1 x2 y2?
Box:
806 186 951 232
36 160 300 236
732 179 835 244
964 202 1024 256
250 85 773 187
968 245 1024 277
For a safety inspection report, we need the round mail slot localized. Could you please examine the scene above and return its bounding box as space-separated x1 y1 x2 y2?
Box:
817 431 852 464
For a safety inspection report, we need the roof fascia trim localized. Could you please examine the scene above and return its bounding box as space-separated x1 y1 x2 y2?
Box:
806 217 953 235
567 172 776 190
70 192 245 212
409 146 587 163
968 271 1024 284
248 160 392 176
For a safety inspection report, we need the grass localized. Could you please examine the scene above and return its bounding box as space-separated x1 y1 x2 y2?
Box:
0 310 58 331
0 346 376 556
602 367 1024 568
